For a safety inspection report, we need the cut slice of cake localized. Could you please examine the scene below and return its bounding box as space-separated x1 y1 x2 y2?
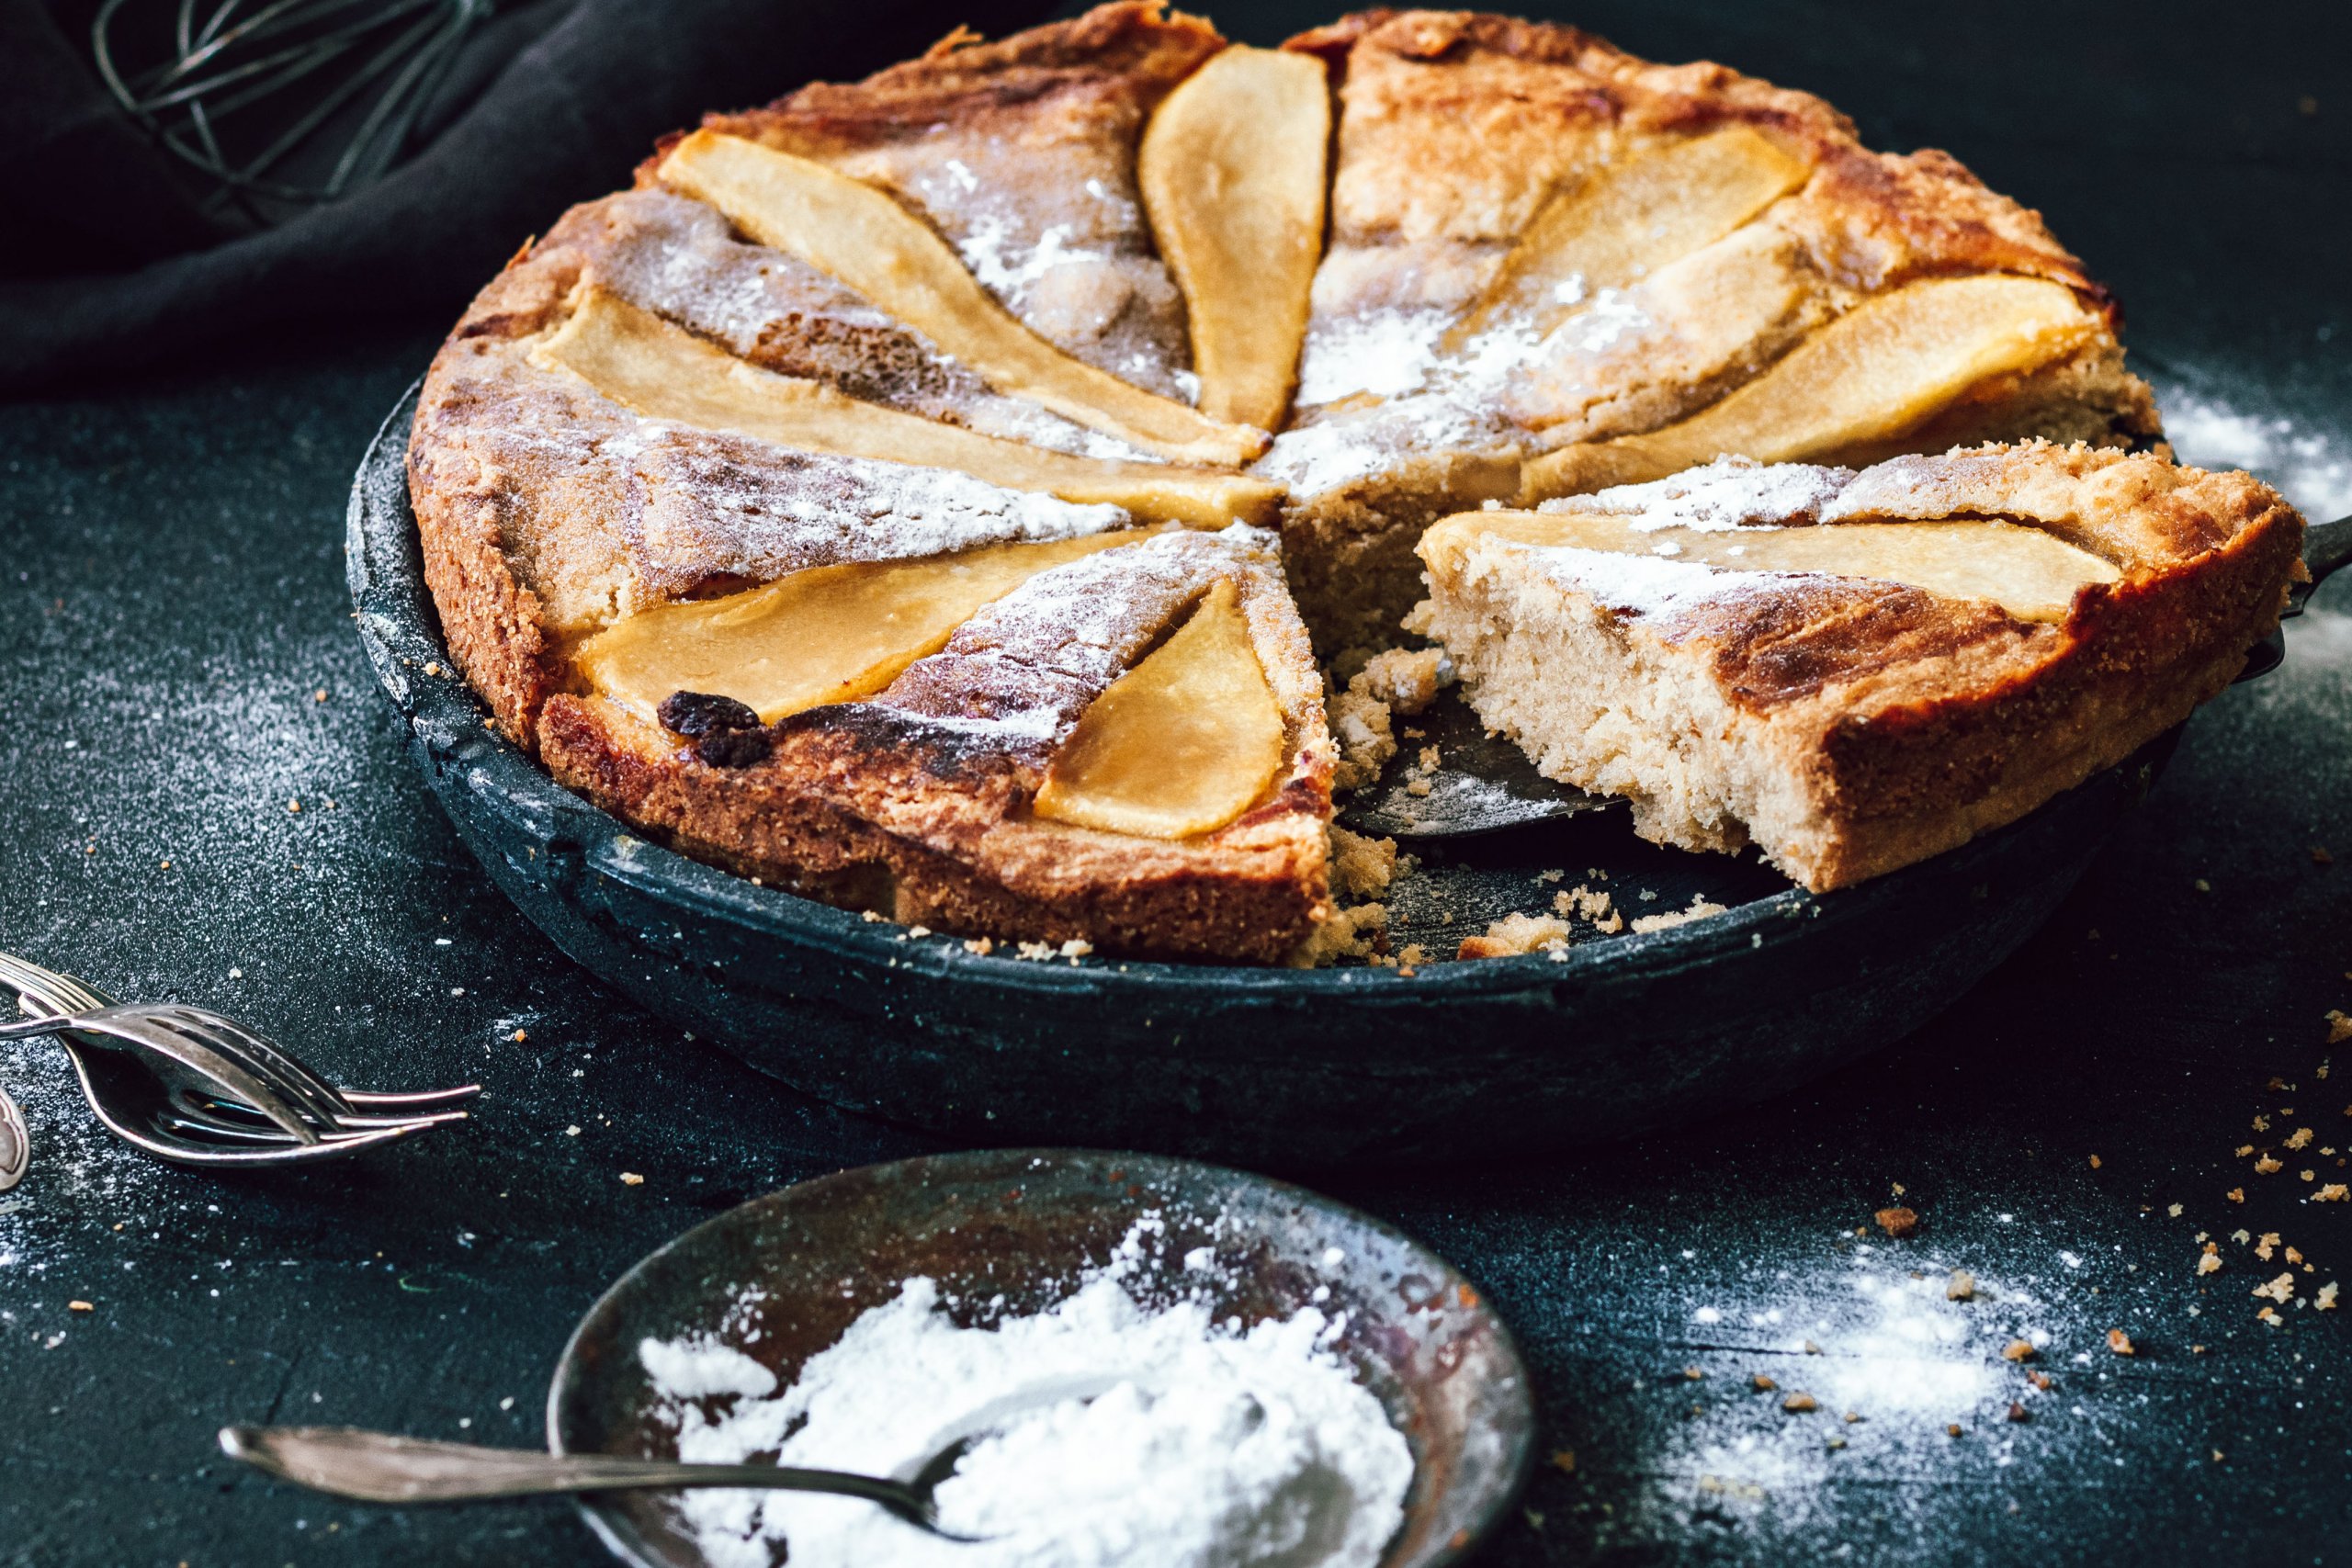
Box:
1412 445 2303 890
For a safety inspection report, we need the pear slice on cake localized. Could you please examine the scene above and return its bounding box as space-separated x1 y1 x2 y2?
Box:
1450 127 1811 348
1033 580 1288 839
575 533 1144 726
1430 509 2121 623
658 130 1269 467
1524 275 2105 497
1139 44 1330 432
536 290 1280 528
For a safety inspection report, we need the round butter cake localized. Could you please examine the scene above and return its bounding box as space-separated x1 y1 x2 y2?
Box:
408 4 2300 964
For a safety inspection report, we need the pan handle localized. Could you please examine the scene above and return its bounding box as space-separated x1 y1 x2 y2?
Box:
2233 511 2350 683
2291 512 2352 618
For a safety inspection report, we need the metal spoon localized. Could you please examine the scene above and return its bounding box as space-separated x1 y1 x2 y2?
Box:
221 1424 1003 1541
1348 511 2352 840
0 1086 27 1193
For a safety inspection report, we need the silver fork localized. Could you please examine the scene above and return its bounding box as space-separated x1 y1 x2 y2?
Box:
1 951 479 1169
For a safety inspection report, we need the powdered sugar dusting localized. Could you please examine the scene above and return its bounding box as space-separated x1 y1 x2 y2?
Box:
639 1213 1411 1568
579 189 1149 463
623 426 1128 597
1557 456 1859 532
2157 387 2352 520
1261 318 1548 495
1294 307 1450 406
878 527 1276 752
1513 543 1792 618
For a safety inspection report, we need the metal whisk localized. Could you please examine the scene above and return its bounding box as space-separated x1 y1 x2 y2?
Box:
90 0 497 229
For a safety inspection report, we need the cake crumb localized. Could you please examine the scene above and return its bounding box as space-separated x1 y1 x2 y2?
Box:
1328 683 1396 793
2227 1188 2245 1203
2315 1183 2348 1201
1549 1449 1576 1475
1629 894 1728 935
1293 902 1388 968
1552 882 1623 932
1873 1206 1918 1239
2198 1252 2222 1277
1945 1269 1975 1302
2329 1010 2352 1044
1752 1374 1777 1392
619 1172 645 1187
1458 911 1571 960
1058 939 1092 962
2000 1339 2035 1362
1329 826 1399 899
2256 1233 2279 1260
2318 1281 2339 1310
2007 1403 2029 1423
2255 1156 2283 1175
1781 1393 1817 1413
2105 1329 2134 1355
68 1301 93 1313
962 936 995 956
2251 1272 2294 1304
2167 1202 2183 1217
1354 647 1447 716
2286 1127 2314 1150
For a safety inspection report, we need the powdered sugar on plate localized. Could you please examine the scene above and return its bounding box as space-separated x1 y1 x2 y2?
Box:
639 1214 1412 1568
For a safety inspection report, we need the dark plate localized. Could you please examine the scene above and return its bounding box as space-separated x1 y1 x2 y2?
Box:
548 1148 1534 1568
354 384 2171 1165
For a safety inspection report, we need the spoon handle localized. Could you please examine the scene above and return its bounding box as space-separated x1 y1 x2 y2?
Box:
220 1426 927 1512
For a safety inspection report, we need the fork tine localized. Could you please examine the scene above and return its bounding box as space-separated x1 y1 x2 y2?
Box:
157 1080 471 1140
120 1117 440 1166
64 1007 323 1145
0 950 113 1016
6 952 351 1134
149 1006 354 1125
340 1084 482 1109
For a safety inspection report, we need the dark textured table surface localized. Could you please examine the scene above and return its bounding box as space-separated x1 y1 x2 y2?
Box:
5 5 2349 1563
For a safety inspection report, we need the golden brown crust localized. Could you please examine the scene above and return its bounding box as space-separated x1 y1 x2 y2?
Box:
539 694 1329 963
1419 443 2306 891
1288 8 2099 302
663 4 1224 392
686 4 1223 162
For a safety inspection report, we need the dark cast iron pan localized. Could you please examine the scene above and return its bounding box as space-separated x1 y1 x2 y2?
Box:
352 386 2290 1167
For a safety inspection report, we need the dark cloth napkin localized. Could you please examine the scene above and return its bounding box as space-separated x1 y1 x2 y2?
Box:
0 0 1052 394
